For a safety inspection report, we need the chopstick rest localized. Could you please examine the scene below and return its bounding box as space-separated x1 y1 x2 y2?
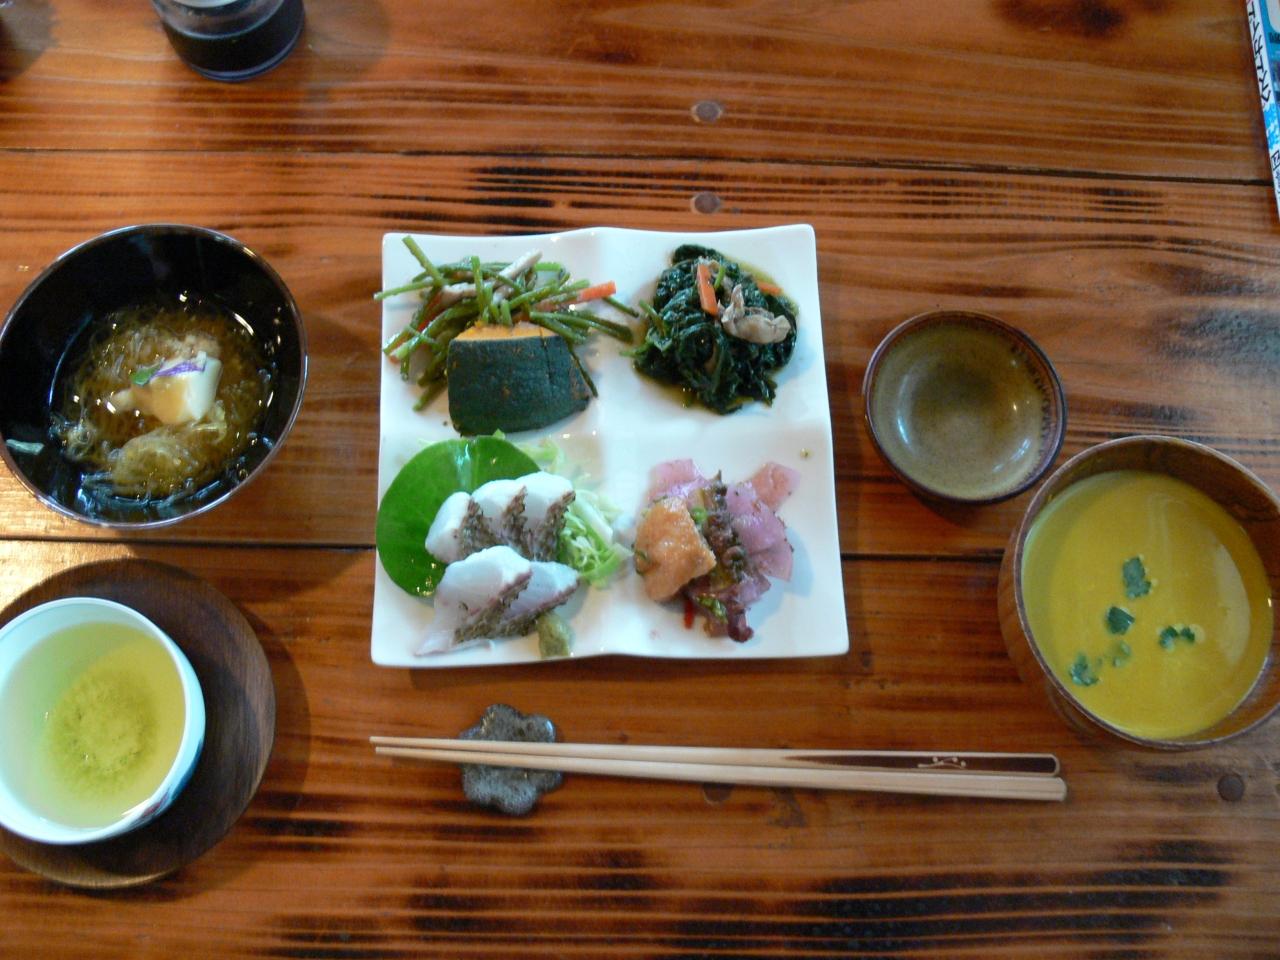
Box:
452 704 563 815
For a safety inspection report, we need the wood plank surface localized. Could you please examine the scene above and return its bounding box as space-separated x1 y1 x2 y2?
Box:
0 541 1275 959
0 0 1267 180
1 0 1279 956
2 152 1278 555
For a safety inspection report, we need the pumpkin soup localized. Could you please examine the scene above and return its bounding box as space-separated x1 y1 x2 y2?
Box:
1021 470 1272 739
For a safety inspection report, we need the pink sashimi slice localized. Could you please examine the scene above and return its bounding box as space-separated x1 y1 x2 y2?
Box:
686 570 771 641
748 462 800 511
647 459 705 502
725 482 788 554
698 569 771 608
751 538 794 581
735 570 774 607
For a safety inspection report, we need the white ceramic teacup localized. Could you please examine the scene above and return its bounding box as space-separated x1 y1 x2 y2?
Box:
0 597 205 844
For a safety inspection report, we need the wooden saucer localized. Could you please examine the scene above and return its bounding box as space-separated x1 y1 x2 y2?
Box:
0 559 275 888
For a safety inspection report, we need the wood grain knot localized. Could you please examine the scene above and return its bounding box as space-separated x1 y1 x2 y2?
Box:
691 100 723 123
1217 773 1245 802
691 192 722 214
995 0 1152 39
702 782 733 803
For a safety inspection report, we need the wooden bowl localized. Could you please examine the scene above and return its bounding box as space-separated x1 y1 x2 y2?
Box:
863 310 1066 504
997 435 1280 748
0 559 275 887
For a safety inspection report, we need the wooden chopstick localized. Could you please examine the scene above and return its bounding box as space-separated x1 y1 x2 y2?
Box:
369 736 1060 776
370 738 1067 802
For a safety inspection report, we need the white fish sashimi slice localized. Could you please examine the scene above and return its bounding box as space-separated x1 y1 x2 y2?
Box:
516 472 574 560
518 472 574 529
428 472 574 563
415 546 532 656
424 490 474 564
496 562 581 637
471 478 528 546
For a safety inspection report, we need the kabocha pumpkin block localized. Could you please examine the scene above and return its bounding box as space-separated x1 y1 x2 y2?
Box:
446 324 590 435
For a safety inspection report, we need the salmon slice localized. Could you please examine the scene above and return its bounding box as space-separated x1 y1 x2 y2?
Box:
633 497 716 601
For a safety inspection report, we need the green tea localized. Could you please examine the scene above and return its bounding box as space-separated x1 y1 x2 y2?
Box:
0 622 186 828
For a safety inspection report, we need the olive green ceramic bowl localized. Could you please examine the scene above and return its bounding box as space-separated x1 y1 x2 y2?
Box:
863 310 1066 504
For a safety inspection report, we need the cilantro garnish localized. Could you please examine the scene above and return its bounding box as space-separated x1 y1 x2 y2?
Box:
695 595 727 622
1122 556 1151 599
1105 606 1135 635
1069 653 1101 687
1158 624 1198 649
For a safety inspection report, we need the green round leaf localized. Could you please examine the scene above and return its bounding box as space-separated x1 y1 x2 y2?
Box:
376 436 538 597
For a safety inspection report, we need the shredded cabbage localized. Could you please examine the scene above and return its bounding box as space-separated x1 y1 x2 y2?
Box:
517 436 566 475
518 438 630 587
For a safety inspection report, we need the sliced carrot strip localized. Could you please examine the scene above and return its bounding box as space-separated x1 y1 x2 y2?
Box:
412 291 443 332
756 280 782 296
696 261 718 315
572 281 617 303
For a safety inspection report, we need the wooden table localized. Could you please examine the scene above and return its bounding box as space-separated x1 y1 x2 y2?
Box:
1 1 1277 956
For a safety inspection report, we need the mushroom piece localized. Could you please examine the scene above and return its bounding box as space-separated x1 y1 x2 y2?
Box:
717 283 791 344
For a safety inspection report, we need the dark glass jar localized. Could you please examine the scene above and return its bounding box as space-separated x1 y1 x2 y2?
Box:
152 0 304 82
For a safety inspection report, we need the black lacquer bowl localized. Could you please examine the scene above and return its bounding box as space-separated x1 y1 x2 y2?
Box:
0 224 306 527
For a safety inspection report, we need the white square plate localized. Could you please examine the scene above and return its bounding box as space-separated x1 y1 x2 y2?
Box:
372 225 848 667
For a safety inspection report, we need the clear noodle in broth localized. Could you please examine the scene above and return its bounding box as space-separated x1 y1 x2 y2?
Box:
53 297 271 500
